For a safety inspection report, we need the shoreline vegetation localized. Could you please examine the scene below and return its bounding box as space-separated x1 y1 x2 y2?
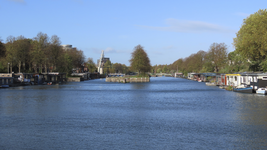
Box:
152 9 267 77
2 9 267 84
0 32 92 76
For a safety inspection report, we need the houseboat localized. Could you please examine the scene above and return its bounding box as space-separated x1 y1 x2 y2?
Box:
0 73 14 88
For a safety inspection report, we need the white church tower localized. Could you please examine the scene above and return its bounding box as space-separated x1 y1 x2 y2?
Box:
98 50 104 74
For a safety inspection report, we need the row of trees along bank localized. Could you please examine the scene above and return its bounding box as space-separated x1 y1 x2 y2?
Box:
0 32 97 76
154 9 267 76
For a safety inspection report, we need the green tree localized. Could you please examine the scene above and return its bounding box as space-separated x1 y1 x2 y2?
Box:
227 51 249 72
5 36 17 73
31 32 49 73
0 38 7 72
129 45 151 75
85 58 97 72
163 65 167 73
57 53 73 76
207 43 228 72
157 68 162 73
48 35 63 72
113 63 123 73
233 9 267 70
15 36 31 73
0 38 5 60
103 59 112 74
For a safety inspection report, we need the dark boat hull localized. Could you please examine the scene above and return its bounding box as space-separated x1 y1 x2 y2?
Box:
233 87 253 93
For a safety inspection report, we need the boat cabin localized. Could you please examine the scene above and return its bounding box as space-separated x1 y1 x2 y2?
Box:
200 73 217 82
225 74 241 87
0 73 14 88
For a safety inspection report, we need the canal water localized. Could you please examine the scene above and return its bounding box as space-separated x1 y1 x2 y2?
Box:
1 77 267 149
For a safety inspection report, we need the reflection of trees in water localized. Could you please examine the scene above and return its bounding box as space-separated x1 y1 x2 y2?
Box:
131 83 149 90
235 93 267 125
234 93 267 148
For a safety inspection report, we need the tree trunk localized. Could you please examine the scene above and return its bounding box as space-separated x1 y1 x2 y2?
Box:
34 63 37 73
29 63 32 72
23 62 25 71
18 61 21 73
40 64 42 73
45 64 47 73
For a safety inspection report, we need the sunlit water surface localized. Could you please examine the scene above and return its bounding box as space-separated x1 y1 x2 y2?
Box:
1 77 267 149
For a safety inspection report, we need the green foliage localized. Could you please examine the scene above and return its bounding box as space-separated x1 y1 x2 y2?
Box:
163 65 168 73
260 59 267 72
157 68 162 73
130 73 150 78
1 32 86 74
103 60 112 74
0 40 6 59
207 43 228 72
129 45 151 74
57 53 73 76
0 62 6 72
234 9 267 63
85 58 97 72
225 85 233 91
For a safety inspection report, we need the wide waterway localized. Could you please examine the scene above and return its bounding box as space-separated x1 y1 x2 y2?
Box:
1 77 267 149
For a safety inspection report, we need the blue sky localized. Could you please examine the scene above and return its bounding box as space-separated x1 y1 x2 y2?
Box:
1 0 266 66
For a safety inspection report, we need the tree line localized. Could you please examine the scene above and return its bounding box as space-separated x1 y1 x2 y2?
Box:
0 32 96 76
153 9 267 76
102 59 130 74
100 45 152 76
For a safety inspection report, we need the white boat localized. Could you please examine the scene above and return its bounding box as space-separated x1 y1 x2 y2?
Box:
206 82 216 86
256 88 266 95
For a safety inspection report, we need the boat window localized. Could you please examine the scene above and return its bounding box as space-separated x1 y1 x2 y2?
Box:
263 77 267 80
235 76 237 81
2 79 4 84
6 79 8 84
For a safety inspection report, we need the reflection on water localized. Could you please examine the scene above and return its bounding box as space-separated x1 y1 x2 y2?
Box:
1 77 267 149
131 83 149 90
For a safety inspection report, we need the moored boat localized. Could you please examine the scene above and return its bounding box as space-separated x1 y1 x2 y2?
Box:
233 87 253 93
206 82 216 86
256 88 266 95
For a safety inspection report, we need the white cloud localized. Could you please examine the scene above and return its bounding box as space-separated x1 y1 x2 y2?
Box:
8 0 25 3
137 18 235 33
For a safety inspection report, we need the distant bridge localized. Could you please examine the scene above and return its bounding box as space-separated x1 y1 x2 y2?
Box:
107 73 125 77
149 73 173 77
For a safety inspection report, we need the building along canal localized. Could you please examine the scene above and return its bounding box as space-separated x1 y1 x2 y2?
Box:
1 77 267 149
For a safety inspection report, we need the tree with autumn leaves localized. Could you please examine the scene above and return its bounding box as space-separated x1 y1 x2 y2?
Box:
129 45 151 75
